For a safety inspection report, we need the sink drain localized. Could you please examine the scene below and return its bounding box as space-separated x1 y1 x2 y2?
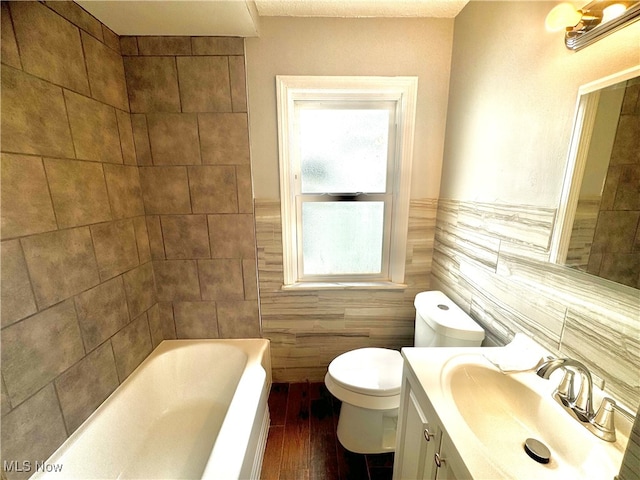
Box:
524 438 551 464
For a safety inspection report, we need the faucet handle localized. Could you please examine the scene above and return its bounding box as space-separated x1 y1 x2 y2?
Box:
592 397 616 442
573 372 594 421
556 369 575 406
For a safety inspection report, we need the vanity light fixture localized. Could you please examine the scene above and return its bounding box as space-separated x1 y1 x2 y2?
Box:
546 1 640 50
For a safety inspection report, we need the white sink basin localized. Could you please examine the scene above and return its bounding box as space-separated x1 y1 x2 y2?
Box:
443 361 624 479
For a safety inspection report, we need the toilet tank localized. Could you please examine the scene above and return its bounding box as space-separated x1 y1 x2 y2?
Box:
414 291 485 347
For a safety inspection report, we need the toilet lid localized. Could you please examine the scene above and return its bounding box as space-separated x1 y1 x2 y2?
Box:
328 348 403 396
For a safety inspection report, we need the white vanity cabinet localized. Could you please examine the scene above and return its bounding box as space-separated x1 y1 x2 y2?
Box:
393 362 471 480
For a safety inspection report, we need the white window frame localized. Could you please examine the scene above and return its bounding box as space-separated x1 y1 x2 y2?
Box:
276 76 418 288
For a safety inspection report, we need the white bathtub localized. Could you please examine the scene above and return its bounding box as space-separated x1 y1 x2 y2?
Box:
32 339 272 480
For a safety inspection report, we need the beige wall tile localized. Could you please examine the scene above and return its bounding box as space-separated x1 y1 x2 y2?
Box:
123 262 156 319
74 277 129 352
64 89 123 164
0 385 67 480
44 1 103 41
82 31 128 111
116 110 137 165
133 216 152 264
147 303 163 347
217 300 260 338
139 166 192 214
1 240 37 328
111 312 152 381
611 115 640 165
102 25 120 53
104 164 145 219
177 56 231 112
243 258 258 300
199 113 250 165
54 341 119 433
1 300 84 406
1 153 57 239
147 113 201 165
1 375 11 416
137 36 191 55
174 301 219 338
592 211 640 254
91 219 139 281
131 114 153 166
153 260 201 301
1 67 74 157
191 37 244 55
198 259 244 300
146 215 166 260
208 214 256 259
21 227 100 309
124 56 180 113
1 3 22 69
44 158 112 229
158 302 178 339
120 36 138 55
189 166 238 213
236 165 254 214
10 1 89 94
161 215 210 259
229 56 247 113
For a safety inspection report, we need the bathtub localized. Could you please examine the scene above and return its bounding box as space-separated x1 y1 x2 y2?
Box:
32 339 272 480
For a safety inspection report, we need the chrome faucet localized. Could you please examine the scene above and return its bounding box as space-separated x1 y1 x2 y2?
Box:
536 357 617 442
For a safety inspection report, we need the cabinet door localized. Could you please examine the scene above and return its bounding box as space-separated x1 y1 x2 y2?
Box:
394 388 440 480
434 435 468 480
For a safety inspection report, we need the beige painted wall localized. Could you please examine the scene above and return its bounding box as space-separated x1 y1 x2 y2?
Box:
441 1 640 207
245 16 455 200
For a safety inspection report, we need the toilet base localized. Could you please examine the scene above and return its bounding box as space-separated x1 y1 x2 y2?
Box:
336 402 398 454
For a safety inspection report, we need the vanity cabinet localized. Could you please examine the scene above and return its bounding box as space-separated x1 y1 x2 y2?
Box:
393 364 470 480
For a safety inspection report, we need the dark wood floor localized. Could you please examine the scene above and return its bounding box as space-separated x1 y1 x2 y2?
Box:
261 382 394 480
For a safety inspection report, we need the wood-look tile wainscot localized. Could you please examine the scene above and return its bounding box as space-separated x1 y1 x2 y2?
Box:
262 382 394 480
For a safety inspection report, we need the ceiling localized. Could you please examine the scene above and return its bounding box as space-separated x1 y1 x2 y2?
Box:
76 0 470 37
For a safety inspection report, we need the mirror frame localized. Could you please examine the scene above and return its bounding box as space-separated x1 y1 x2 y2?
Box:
550 64 640 267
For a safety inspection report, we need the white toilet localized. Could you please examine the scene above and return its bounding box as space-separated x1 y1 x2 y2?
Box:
324 290 485 454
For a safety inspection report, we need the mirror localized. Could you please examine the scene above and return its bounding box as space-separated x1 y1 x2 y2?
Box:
551 66 640 290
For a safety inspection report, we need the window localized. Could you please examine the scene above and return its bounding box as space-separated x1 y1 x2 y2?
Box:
276 76 418 287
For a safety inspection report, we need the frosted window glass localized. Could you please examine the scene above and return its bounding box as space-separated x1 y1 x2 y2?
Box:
298 109 389 194
302 202 384 275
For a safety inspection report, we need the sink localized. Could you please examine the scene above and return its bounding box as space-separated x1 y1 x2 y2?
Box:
440 358 626 479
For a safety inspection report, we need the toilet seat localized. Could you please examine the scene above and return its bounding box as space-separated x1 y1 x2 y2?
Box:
327 348 403 396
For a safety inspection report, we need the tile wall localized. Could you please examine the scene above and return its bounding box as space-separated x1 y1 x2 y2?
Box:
120 34 260 339
1 2 258 477
432 199 640 413
255 199 437 382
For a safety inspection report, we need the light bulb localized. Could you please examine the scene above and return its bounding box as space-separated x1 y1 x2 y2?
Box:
545 3 583 32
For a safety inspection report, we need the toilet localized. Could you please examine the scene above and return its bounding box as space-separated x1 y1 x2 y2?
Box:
324 290 485 454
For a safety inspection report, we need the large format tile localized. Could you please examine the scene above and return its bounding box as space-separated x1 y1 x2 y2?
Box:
44 158 112 229
198 259 245 300
153 260 201 301
1 240 37 328
10 1 89 94
137 36 191 55
177 56 232 112
54 342 119 433
208 214 256 259
1 300 84 406
81 31 128 111
111 313 152 381
104 164 145 219
21 227 100 309
1 67 74 158
217 300 260 338
1 3 21 70
189 166 238 213
173 301 219 338
44 0 104 41
191 37 244 55
147 113 201 165
139 166 192 214
124 56 180 113
91 219 139 281
199 113 250 165
1 385 68 480
64 90 123 164
133 216 152 264
116 110 137 165
74 277 130 352
122 262 156 319
161 215 210 259
229 55 247 113
1 153 57 239
131 114 153 166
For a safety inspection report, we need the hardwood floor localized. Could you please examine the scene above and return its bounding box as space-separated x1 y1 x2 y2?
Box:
261 382 394 480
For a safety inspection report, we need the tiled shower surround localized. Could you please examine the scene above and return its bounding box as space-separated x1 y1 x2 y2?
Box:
0 2 257 477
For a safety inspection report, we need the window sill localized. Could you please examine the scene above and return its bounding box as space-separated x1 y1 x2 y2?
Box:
281 281 408 291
